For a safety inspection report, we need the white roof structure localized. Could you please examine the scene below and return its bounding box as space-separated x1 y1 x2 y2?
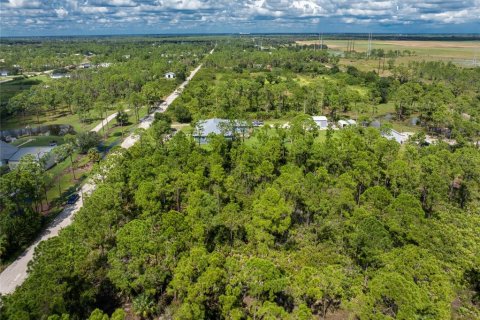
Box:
8 146 55 163
193 118 248 137
312 116 328 122
382 129 410 144
347 119 357 125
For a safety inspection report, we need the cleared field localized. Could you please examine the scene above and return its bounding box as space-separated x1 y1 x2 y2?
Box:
296 40 480 61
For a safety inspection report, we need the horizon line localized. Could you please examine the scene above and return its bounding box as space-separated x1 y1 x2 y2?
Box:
1 32 480 39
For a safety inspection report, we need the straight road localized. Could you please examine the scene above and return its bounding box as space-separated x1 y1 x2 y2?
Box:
121 63 203 148
0 49 213 296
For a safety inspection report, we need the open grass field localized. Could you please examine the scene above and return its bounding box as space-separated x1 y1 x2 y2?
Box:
0 107 117 133
10 135 65 147
297 39 480 69
0 77 44 104
297 39 480 59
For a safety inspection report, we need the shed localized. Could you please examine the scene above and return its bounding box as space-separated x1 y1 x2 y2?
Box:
312 116 328 129
338 119 356 128
165 72 176 79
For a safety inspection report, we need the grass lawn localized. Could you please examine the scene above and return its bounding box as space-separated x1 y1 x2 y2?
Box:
0 106 118 133
375 102 395 117
10 135 65 147
390 121 423 133
0 76 44 104
264 119 289 126
101 106 150 147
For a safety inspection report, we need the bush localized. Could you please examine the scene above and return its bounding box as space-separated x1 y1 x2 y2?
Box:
116 111 129 126
173 105 192 123
76 132 101 154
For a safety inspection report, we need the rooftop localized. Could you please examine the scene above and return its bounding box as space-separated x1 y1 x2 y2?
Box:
0 141 19 160
193 118 248 137
8 146 55 162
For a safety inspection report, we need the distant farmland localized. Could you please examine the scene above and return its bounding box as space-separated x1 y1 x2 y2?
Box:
296 39 480 65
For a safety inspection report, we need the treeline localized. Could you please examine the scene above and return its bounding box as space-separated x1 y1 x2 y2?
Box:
169 60 387 122
0 39 212 72
1 116 479 319
2 42 211 122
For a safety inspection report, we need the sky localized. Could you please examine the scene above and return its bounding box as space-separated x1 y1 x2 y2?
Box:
0 0 479 37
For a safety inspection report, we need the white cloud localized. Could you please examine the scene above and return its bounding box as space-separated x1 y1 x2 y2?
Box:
5 0 42 9
0 0 479 35
55 8 69 18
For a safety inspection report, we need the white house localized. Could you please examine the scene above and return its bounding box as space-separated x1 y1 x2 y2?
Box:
338 119 357 128
312 116 328 129
165 72 176 79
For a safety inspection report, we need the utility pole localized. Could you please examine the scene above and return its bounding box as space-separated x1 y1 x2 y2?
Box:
367 33 372 58
474 47 478 67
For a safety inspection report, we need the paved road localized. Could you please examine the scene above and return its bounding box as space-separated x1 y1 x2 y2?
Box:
0 182 94 295
121 63 203 148
90 111 123 133
0 51 212 296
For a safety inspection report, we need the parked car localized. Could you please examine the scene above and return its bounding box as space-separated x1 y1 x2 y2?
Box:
67 193 79 205
49 140 57 146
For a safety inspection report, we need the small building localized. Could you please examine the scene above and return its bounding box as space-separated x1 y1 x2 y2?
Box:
381 129 409 144
338 119 356 128
97 62 112 68
50 73 71 79
165 72 176 79
370 120 381 128
312 116 328 129
0 141 56 169
193 118 249 144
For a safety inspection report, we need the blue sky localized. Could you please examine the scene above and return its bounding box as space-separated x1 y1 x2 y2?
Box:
1 0 479 36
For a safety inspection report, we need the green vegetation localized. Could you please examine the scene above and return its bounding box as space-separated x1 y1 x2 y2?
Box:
2 119 479 319
1 35 480 319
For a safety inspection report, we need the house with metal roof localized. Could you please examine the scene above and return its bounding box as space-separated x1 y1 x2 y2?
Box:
193 118 249 144
0 141 19 166
0 141 56 169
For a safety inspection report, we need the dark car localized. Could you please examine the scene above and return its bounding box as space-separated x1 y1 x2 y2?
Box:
67 193 79 205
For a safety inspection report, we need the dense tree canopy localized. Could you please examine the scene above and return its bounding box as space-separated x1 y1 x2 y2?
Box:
2 122 479 319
